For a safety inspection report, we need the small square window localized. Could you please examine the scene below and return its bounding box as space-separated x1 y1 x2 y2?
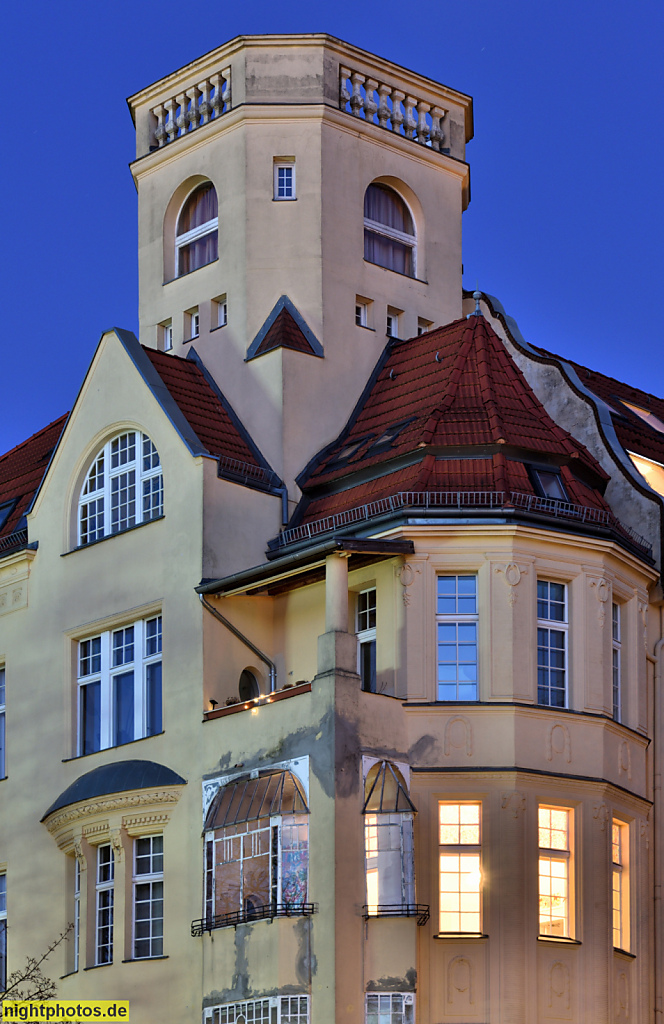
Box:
274 159 296 200
212 295 227 329
386 307 402 338
159 321 173 352
417 318 433 336
356 303 367 327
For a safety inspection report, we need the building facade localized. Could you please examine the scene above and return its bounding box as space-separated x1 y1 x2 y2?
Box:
1 33 664 1024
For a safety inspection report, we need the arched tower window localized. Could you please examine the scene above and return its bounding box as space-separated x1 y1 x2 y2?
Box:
175 183 218 277
78 432 163 545
364 183 416 277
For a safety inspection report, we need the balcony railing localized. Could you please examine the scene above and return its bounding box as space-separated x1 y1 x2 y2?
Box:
363 903 430 926
273 490 651 557
150 68 231 149
191 901 318 936
0 528 28 554
217 455 281 490
340 67 447 152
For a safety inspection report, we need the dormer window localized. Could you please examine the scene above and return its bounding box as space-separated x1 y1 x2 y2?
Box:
621 400 664 434
364 183 416 277
79 432 163 546
175 183 218 277
531 468 568 502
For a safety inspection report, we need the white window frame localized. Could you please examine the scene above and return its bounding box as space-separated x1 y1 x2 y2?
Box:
0 872 6 992
536 580 568 708
364 194 417 277
133 835 164 959
612 818 630 951
417 318 432 336
273 160 296 201
73 859 81 972
95 844 114 965
0 666 5 780
366 992 414 1024
538 804 573 938
386 310 400 338
436 575 479 701
175 190 218 278
78 432 163 546
159 320 173 352
355 302 368 327
438 801 482 934
77 615 162 755
205 996 309 1024
365 812 415 913
185 307 200 340
212 296 228 329
356 588 377 693
612 603 622 721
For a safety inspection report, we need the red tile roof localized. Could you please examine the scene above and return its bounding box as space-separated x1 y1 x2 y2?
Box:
144 349 262 468
253 307 318 357
0 415 68 542
306 315 607 487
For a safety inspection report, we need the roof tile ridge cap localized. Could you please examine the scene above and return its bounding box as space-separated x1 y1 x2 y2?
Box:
421 325 476 444
474 316 505 442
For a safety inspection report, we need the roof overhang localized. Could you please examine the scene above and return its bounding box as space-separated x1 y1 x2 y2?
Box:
197 535 414 597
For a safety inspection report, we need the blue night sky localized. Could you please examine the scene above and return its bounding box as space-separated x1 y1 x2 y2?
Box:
2 1 663 455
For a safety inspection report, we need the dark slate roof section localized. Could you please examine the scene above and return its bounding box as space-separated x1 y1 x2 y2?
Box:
0 415 68 546
42 759 187 820
304 315 607 489
246 296 324 361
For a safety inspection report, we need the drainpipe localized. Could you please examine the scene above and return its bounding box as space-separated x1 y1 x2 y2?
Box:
655 619 664 1020
199 593 277 692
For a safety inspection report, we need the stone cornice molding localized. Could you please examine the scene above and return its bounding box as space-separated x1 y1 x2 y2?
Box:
43 787 182 851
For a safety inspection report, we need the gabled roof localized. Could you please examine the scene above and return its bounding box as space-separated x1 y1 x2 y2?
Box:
0 415 68 546
143 347 280 489
245 296 324 360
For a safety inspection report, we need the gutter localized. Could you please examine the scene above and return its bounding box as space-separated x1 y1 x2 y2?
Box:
199 593 277 692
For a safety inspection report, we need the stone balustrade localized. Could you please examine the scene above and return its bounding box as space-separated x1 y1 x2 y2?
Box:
150 68 232 149
339 66 447 152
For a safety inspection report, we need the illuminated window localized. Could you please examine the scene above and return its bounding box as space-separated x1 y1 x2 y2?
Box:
612 604 622 721
96 845 114 964
204 997 309 1024
437 576 478 701
438 802 481 933
627 451 664 498
537 581 567 707
357 589 376 693
612 819 629 950
538 806 572 937
366 993 414 1024
622 400 664 434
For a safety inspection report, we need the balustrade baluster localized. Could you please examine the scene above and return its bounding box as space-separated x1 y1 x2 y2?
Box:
339 66 351 110
376 84 391 128
363 78 378 121
350 72 365 117
175 92 188 136
429 106 445 151
198 80 212 124
403 95 417 139
416 100 430 144
390 89 405 133
153 104 167 148
210 73 224 119
187 86 201 130
222 67 231 109
165 98 178 143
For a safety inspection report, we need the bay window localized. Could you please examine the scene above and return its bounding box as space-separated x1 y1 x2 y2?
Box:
363 761 416 916
366 993 414 1024
438 802 482 933
205 997 309 1024
133 836 164 958
538 805 572 937
436 575 478 701
612 819 629 951
96 845 114 964
612 603 622 721
78 615 162 754
537 581 567 707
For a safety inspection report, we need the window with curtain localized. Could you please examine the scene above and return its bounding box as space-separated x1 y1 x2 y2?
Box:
176 183 218 276
363 183 416 277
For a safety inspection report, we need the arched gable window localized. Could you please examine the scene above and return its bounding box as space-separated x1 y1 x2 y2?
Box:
175 183 218 276
364 183 416 277
79 432 163 545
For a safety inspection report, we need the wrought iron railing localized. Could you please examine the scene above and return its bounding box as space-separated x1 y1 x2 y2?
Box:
273 490 651 557
0 528 28 553
362 904 430 926
217 455 280 489
191 901 318 936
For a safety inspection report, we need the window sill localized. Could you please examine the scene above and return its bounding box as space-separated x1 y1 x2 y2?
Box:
84 962 113 970
210 323 227 333
163 258 219 285
183 335 200 345
62 731 165 762
537 935 581 945
121 955 169 963
434 932 488 940
613 947 636 959
356 324 375 332
63 515 164 556
363 258 427 285
272 197 297 202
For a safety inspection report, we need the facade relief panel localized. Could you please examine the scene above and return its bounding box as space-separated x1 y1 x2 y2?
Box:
431 941 487 1022
537 949 576 1021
